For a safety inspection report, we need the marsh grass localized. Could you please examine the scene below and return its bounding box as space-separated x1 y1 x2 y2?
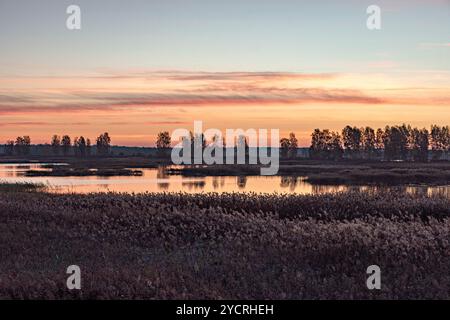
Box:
0 190 449 299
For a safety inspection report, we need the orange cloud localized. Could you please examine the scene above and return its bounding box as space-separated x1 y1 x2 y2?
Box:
0 70 449 146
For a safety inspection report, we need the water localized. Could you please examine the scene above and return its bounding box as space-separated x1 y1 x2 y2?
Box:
0 163 449 197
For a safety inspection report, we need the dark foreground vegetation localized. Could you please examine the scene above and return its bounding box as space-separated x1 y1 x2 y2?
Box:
0 182 46 192
0 189 449 299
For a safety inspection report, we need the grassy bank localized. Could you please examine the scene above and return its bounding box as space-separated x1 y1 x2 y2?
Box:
0 181 46 192
25 168 143 177
0 190 449 299
167 162 450 185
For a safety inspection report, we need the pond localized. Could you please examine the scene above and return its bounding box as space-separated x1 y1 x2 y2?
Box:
0 163 449 197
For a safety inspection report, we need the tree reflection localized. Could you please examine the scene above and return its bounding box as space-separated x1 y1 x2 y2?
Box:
237 176 247 189
157 166 170 190
182 180 206 190
212 176 225 190
280 176 298 191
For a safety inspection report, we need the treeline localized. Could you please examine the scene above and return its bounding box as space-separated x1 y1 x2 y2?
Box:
4 124 450 161
4 133 111 157
301 124 449 161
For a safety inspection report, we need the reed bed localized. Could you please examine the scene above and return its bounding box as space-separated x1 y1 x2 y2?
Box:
0 190 449 299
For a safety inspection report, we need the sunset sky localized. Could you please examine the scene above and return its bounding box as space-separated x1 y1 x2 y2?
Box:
0 0 449 146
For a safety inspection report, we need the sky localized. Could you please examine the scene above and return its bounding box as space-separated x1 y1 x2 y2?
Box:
0 0 449 146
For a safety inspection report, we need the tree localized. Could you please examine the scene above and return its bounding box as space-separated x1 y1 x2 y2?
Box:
15 136 31 155
310 129 343 160
61 135 71 156
14 137 24 155
362 127 376 159
5 140 14 155
86 138 92 157
74 136 87 157
375 128 384 150
156 131 171 149
280 137 290 158
400 124 413 159
342 126 362 159
411 128 429 162
288 132 298 158
430 125 450 160
383 125 409 160
96 132 111 156
51 135 61 155
328 131 344 160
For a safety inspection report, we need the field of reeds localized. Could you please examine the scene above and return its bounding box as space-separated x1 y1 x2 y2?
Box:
0 189 449 299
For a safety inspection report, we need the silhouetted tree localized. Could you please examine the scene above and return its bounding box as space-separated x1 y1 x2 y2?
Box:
5 140 14 155
156 131 171 149
362 127 376 159
288 132 298 158
280 137 290 158
342 126 362 159
430 125 450 160
15 136 31 155
279 133 298 159
74 136 87 157
400 124 413 159
375 128 385 150
73 137 78 156
328 131 344 160
383 125 409 160
96 132 111 156
61 135 71 156
156 131 171 158
310 129 343 160
51 135 61 155
411 128 429 162
86 138 92 157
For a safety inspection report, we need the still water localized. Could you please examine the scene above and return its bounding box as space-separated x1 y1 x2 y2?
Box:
1 163 449 197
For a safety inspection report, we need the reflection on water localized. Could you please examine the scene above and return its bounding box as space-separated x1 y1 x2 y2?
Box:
0 163 449 197
280 176 299 191
237 176 247 189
